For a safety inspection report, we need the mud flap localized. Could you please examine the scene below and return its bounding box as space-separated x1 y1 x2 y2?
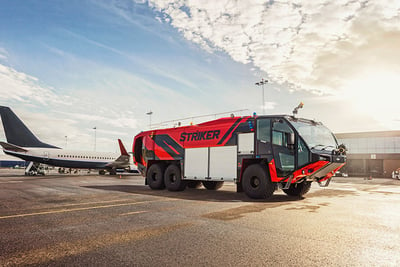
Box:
283 175 293 190
317 177 332 187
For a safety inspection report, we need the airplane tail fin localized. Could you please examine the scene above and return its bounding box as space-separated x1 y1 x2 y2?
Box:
0 106 59 148
106 139 130 168
118 139 129 156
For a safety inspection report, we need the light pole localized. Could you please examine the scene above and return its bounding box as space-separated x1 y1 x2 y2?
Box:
146 111 153 129
93 127 97 151
65 136 67 149
255 78 268 114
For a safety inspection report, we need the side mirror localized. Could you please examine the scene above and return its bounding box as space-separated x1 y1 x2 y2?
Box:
287 132 295 146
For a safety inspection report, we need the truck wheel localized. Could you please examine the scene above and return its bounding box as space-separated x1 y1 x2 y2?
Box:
147 163 165 190
242 164 274 199
164 164 186 191
202 181 224 190
187 181 202 189
282 181 312 197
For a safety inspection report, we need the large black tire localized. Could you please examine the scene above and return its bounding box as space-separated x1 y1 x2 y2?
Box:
146 163 165 190
187 181 202 189
242 164 275 199
202 181 224 190
282 181 312 197
164 164 187 191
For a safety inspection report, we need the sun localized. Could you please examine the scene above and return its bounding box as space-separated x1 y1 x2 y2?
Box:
341 70 400 129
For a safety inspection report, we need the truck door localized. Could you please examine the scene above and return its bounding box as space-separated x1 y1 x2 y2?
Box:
142 135 155 162
272 120 295 177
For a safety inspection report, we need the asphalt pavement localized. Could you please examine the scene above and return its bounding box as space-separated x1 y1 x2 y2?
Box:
0 169 399 266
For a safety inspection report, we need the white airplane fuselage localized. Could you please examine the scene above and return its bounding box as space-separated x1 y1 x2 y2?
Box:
3 147 123 169
0 106 131 173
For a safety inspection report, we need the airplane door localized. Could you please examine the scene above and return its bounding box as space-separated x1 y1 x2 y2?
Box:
43 151 49 161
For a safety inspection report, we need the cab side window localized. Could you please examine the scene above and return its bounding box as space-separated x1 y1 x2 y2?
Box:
272 120 293 148
298 138 310 167
257 119 271 142
272 131 284 146
256 118 272 155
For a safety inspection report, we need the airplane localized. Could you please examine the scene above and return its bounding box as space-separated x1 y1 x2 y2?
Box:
0 106 130 175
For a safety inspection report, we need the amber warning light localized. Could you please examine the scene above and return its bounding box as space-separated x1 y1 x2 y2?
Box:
292 102 304 116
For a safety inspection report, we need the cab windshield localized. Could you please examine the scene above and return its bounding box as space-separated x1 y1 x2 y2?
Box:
289 119 338 150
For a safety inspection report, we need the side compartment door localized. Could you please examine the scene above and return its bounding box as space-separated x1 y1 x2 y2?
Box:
184 147 208 179
209 146 237 181
238 132 254 155
184 146 238 182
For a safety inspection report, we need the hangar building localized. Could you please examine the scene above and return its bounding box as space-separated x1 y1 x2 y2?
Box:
336 131 400 178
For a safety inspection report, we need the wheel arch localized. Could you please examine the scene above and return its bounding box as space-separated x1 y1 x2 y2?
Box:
239 158 269 183
145 160 181 178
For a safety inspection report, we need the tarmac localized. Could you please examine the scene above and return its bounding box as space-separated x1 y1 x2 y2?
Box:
0 169 399 266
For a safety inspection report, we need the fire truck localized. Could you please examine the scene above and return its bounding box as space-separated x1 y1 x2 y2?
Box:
132 115 346 199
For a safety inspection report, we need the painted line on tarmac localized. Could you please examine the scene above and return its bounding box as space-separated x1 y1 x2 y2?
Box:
43 198 139 208
0 181 23 184
0 199 176 220
120 210 149 216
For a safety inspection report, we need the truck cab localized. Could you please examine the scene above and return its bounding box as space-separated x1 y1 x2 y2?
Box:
254 116 345 182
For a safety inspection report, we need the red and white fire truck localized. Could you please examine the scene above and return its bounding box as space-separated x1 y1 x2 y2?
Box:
132 115 346 199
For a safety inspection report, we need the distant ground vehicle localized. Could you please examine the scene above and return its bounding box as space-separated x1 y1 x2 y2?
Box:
392 168 400 180
334 171 348 177
133 115 346 199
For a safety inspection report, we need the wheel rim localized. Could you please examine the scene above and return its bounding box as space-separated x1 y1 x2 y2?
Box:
250 176 260 188
168 174 177 184
150 172 157 182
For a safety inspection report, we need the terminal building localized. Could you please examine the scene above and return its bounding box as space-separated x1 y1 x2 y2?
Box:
336 131 400 178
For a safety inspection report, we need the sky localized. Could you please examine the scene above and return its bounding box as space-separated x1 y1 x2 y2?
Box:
0 0 399 153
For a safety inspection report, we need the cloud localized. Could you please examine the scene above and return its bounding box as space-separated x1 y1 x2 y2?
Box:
144 0 400 129
0 63 137 151
264 101 277 111
0 64 68 106
147 0 400 94
56 111 137 131
50 29 198 89
0 47 8 61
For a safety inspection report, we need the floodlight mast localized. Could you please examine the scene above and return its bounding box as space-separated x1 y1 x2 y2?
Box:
255 78 268 114
146 111 153 129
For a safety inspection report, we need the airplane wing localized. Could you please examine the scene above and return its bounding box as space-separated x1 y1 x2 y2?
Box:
0 142 28 152
106 139 130 168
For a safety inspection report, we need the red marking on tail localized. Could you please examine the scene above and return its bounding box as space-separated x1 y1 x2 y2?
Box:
118 139 129 156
